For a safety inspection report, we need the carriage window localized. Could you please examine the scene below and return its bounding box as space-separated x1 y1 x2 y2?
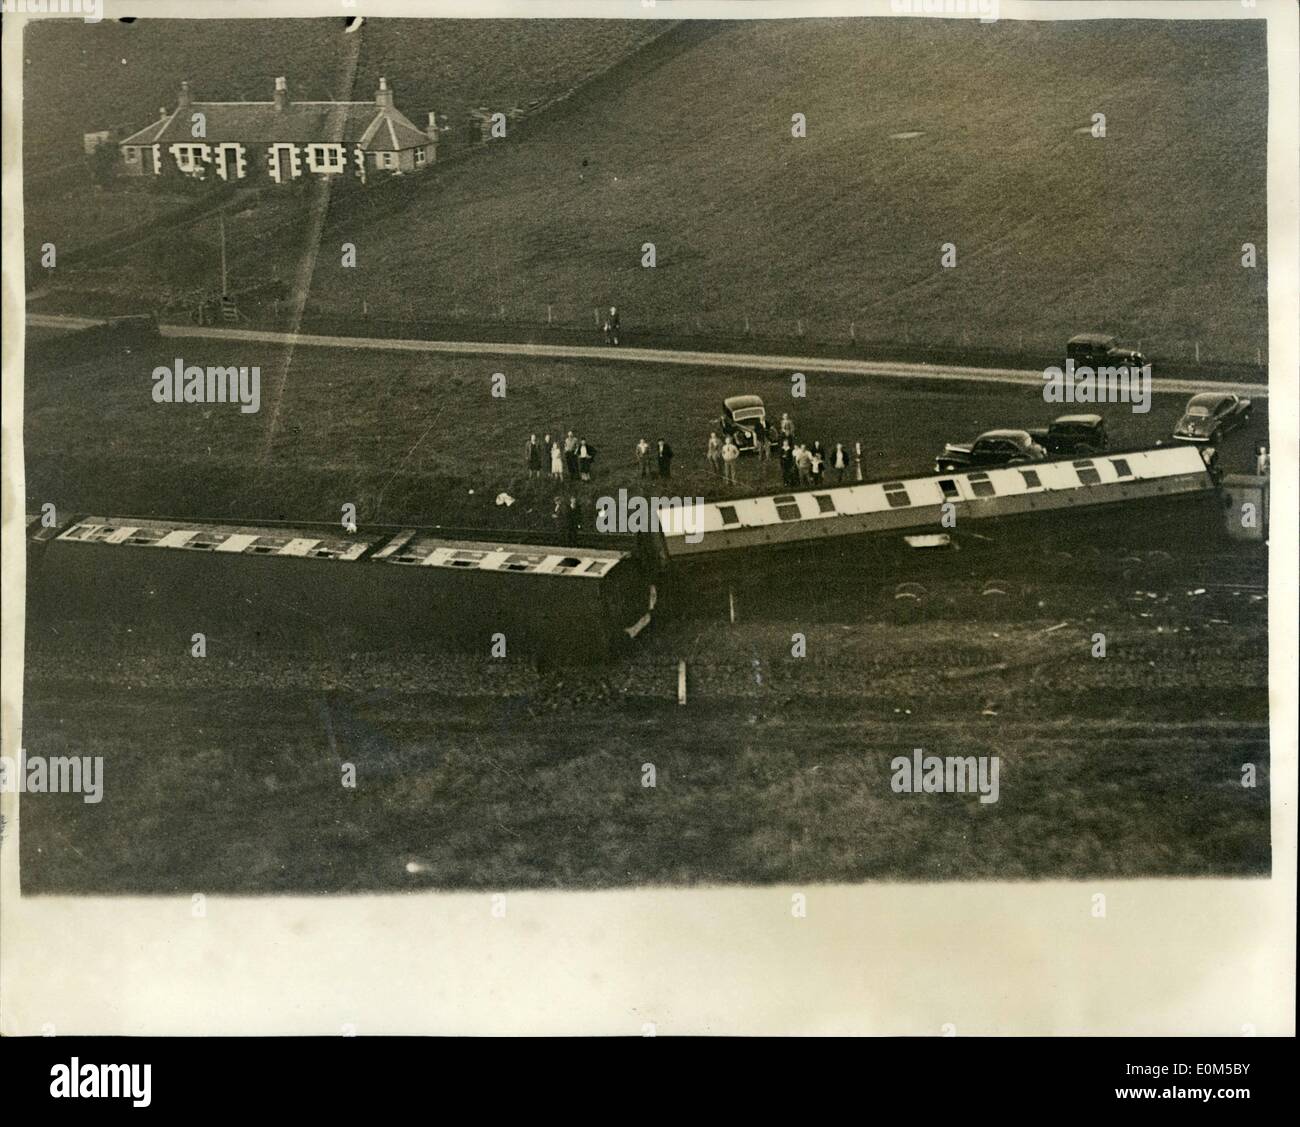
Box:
555 557 582 570
966 473 996 498
448 550 488 567
717 505 739 526
814 494 836 513
503 553 546 572
882 482 911 508
584 560 612 575
1109 458 1132 478
774 496 802 521
938 479 960 500
1019 470 1042 489
1073 461 1102 485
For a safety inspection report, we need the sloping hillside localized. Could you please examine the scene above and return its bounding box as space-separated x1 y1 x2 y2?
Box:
21 17 669 258
305 18 1268 363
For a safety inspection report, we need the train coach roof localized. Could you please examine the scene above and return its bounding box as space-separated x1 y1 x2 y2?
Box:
373 534 630 577
55 517 374 559
655 445 1211 539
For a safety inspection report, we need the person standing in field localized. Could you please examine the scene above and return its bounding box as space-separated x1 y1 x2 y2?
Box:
796 444 813 486
636 437 651 477
578 439 596 481
707 431 723 476
526 434 542 479
721 436 740 484
853 441 864 482
832 442 849 484
563 431 579 480
780 412 795 441
657 439 674 478
550 441 564 480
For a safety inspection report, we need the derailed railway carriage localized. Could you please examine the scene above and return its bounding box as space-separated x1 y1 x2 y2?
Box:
27 517 654 662
649 446 1221 565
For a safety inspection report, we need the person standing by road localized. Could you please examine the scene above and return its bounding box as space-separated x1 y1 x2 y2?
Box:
578 438 596 481
526 434 542 479
564 495 581 545
721 436 740 484
550 441 565 480
853 441 864 482
1256 445 1270 476
780 412 795 440
604 306 621 346
636 437 651 477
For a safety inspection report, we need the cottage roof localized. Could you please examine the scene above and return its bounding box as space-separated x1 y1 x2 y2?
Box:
120 98 431 152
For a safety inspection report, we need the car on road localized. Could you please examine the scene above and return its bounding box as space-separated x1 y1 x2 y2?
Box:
1172 392 1252 443
935 429 1048 473
1027 413 1108 456
1067 332 1146 371
718 395 772 453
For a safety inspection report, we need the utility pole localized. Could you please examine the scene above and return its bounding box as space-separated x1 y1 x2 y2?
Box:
219 214 228 298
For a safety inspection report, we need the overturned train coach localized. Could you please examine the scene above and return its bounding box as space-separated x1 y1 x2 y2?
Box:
26 515 655 663
646 445 1232 571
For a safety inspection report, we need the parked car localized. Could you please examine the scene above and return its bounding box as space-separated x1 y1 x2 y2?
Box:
1027 413 1108 456
718 395 771 453
1067 332 1146 371
1172 392 1252 443
935 429 1048 473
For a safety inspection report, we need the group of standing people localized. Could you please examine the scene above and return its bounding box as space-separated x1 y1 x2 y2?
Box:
526 432 597 482
778 437 861 488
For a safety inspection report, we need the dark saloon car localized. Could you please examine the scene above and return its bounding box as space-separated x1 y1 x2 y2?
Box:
1027 413 1108 456
1067 332 1146 371
935 429 1048 473
1172 393 1252 443
718 395 772 453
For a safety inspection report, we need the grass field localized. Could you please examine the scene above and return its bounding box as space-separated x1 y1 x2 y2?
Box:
299 18 1268 363
20 607 1269 893
23 332 1270 530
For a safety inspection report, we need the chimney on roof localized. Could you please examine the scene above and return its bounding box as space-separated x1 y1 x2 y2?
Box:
159 106 167 120
427 110 438 132
375 76 394 110
274 75 289 113
177 80 191 110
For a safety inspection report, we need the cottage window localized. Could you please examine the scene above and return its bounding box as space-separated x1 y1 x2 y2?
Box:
174 145 206 172
415 147 426 166
124 147 139 160
309 144 346 173
377 152 396 170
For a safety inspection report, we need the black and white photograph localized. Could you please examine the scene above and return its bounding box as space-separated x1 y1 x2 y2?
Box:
1 0 1296 1061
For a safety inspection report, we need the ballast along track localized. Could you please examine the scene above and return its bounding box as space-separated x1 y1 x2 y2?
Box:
25 446 1266 661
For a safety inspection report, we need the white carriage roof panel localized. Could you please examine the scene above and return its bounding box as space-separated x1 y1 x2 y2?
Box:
57 518 372 560
383 536 629 578
659 446 1212 539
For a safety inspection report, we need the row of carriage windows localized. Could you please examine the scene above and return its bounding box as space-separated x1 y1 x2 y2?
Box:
723 458 1141 527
